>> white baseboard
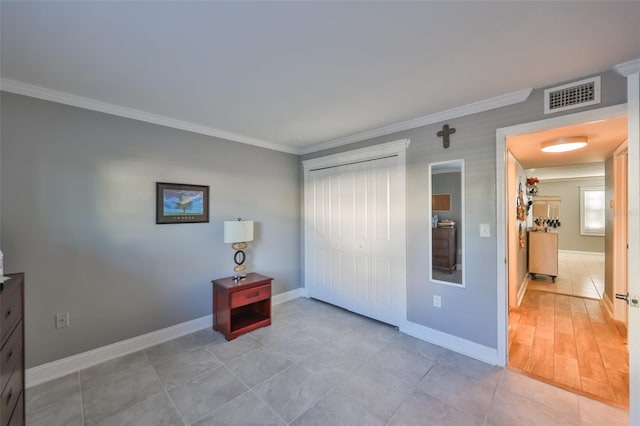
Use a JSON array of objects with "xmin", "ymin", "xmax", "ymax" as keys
[
  {"xmin": 272, "ymin": 287, "xmax": 303, "ymax": 305},
  {"xmin": 26, "ymin": 287, "xmax": 302, "ymax": 388},
  {"xmin": 558, "ymin": 249, "xmax": 604, "ymax": 257},
  {"xmin": 400, "ymin": 320, "xmax": 499, "ymax": 366},
  {"xmin": 517, "ymin": 274, "xmax": 529, "ymax": 306}
]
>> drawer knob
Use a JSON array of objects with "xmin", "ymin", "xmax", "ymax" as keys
[
  {"xmin": 6, "ymin": 351, "xmax": 12, "ymax": 362},
  {"xmin": 5, "ymin": 309, "xmax": 11, "ymax": 319},
  {"xmin": 246, "ymin": 292, "xmax": 259, "ymax": 298},
  {"xmin": 5, "ymin": 388, "xmax": 12, "ymax": 405}
]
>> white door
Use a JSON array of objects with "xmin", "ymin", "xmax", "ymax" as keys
[
  {"xmin": 622, "ymin": 67, "xmax": 639, "ymax": 425},
  {"xmin": 304, "ymin": 141, "xmax": 407, "ymax": 326}
]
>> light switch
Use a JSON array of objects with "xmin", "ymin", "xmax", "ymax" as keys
[{"xmin": 480, "ymin": 224, "xmax": 490, "ymax": 237}]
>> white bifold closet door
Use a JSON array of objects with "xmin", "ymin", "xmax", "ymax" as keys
[{"xmin": 305, "ymin": 155, "xmax": 404, "ymax": 326}]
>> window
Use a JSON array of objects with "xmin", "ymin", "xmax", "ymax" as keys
[{"xmin": 580, "ymin": 186, "xmax": 605, "ymax": 236}]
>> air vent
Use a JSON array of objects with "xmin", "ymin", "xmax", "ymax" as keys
[{"xmin": 544, "ymin": 76, "xmax": 601, "ymax": 114}]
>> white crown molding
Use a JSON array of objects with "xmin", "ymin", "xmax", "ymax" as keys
[
  {"xmin": 302, "ymin": 138, "xmax": 410, "ymax": 172},
  {"xmin": 614, "ymin": 58, "xmax": 640, "ymax": 76},
  {"xmin": 0, "ymin": 78, "xmax": 297, "ymax": 155},
  {"xmin": 26, "ymin": 287, "xmax": 302, "ymax": 388},
  {"xmin": 299, "ymin": 88, "xmax": 532, "ymax": 155}
]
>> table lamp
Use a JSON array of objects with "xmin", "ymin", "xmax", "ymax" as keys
[{"xmin": 224, "ymin": 218, "xmax": 254, "ymax": 280}]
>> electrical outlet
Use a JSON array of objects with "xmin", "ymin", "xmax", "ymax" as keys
[
  {"xmin": 480, "ymin": 223, "xmax": 491, "ymax": 237},
  {"xmin": 55, "ymin": 312, "xmax": 69, "ymax": 329},
  {"xmin": 433, "ymin": 295, "xmax": 441, "ymax": 308}
]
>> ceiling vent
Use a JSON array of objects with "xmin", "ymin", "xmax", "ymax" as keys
[{"xmin": 544, "ymin": 76, "xmax": 601, "ymax": 114}]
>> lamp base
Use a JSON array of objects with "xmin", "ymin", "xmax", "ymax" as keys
[{"xmin": 232, "ymin": 273, "xmax": 247, "ymax": 281}]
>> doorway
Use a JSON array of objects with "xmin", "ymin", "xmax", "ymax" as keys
[{"xmin": 496, "ymin": 104, "xmax": 631, "ymax": 408}]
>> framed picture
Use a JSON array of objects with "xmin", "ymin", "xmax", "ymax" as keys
[
  {"xmin": 156, "ymin": 182, "xmax": 210, "ymax": 224},
  {"xmin": 432, "ymin": 193, "xmax": 451, "ymax": 211}
]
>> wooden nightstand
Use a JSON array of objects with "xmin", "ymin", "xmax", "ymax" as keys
[{"xmin": 212, "ymin": 273, "xmax": 272, "ymax": 340}]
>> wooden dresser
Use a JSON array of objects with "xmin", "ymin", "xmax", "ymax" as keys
[
  {"xmin": 432, "ymin": 227, "xmax": 457, "ymax": 273},
  {"xmin": 0, "ymin": 273, "xmax": 24, "ymax": 426},
  {"xmin": 212, "ymin": 273, "xmax": 272, "ymax": 341}
]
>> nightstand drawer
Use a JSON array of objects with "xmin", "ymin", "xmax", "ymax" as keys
[
  {"xmin": 231, "ymin": 285, "xmax": 270, "ymax": 308},
  {"xmin": 0, "ymin": 323, "xmax": 21, "ymax": 394}
]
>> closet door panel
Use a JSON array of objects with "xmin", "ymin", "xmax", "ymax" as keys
[
  {"xmin": 374, "ymin": 256, "xmax": 392, "ymax": 307},
  {"xmin": 308, "ymin": 170, "xmax": 333, "ymax": 301},
  {"xmin": 370, "ymin": 158, "xmax": 403, "ymax": 323},
  {"xmin": 306, "ymin": 151, "xmax": 405, "ymax": 326}
]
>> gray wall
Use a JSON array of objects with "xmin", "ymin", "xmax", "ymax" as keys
[
  {"xmin": 537, "ymin": 176, "xmax": 605, "ymax": 253},
  {"xmin": 432, "ymin": 171, "xmax": 462, "ymax": 264},
  {"xmin": 302, "ymin": 70, "xmax": 626, "ymax": 349},
  {"xmin": 0, "ymin": 92, "xmax": 301, "ymax": 367},
  {"xmin": 604, "ymin": 156, "xmax": 614, "ymax": 301}
]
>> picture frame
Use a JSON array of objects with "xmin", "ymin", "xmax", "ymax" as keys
[
  {"xmin": 156, "ymin": 182, "xmax": 210, "ymax": 224},
  {"xmin": 432, "ymin": 193, "xmax": 452, "ymax": 211}
]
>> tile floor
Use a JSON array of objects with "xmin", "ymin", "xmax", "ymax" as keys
[
  {"xmin": 27, "ymin": 297, "xmax": 628, "ymax": 426},
  {"xmin": 527, "ymin": 252, "xmax": 604, "ymax": 299},
  {"xmin": 509, "ymin": 290, "xmax": 629, "ymax": 408}
]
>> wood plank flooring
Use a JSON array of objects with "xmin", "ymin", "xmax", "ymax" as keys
[{"xmin": 508, "ymin": 290, "xmax": 629, "ymax": 409}]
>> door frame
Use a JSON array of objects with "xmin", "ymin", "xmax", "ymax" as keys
[
  {"xmin": 611, "ymin": 141, "xmax": 628, "ymax": 323},
  {"xmin": 301, "ymin": 138, "xmax": 410, "ymax": 326},
  {"xmin": 495, "ymin": 103, "xmax": 628, "ymax": 367}
]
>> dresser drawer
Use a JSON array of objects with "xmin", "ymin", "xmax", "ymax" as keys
[
  {"xmin": 7, "ymin": 392, "xmax": 22, "ymax": 426},
  {"xmin": 0, "ymin": 279, "xmax": 22, "ymax": 344},
  {"xmin": 230, "ymin": 284, "xmax": 270, "ymax": 309},
  {"xmin": 433, "ymin": 239, "xmax": 450, "ymax": 249},
  {"xmin": 433, "ymin": 255, "xmax": 453, "ymax": 267},
  {"xmin": 0, "ymin": 323, "xmax": 21, "ymax": 395},
  {"xmin": 0, "ymin": 369, "xmax": 21, "ymax": 426}
]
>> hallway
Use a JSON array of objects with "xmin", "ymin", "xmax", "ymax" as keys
[
  {"xmin": 526, "ymin": 252, "xmax": 604, "ymax": 299},
  {"xmin": 508, "ymin": 290, "xmax": 628, "ymax": 409}
]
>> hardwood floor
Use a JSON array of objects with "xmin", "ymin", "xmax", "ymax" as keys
[{"xmin": 508, "ymin": 290, "xmax": 629, "ymax": 409}]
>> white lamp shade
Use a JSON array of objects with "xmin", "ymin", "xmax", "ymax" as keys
[{"xmin": 224, "ymin": 220, "xmax": 254, "ymax": 243}]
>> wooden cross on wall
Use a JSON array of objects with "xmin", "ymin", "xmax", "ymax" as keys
[{"xmin": 437, "ymin": 124, "xmax": 456, "ymax": 149}]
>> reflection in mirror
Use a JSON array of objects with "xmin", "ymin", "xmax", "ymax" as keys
[{"xmin": 429, "ymin": 159, "xmax": 464, "ymax": 286}]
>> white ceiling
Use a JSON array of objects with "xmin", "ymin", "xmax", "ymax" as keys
[
  {"xmin": 507, "ymin": 116, "xmax": 628, "ymax": 169},
  {"xmin": 1, "ymin": 1, "xmax": 639, "ymax": 153}
]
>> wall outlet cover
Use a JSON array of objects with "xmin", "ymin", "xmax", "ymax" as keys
[{"xmin": 55, "ymin": 312, "xmax": 69, "ymax": 329}]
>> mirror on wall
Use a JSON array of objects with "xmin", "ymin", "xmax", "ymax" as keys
[{"xmin": 429, "ymin": 159, "xmax": 465, "ymax": 286}]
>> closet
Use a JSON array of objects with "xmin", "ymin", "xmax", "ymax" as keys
[{"xmin": 303, "ymin": 141, "xmax": 407, "ymax": 326}]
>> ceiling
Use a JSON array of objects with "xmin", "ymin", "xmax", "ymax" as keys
[
  {"xmin": 507, "ymin": 116, "xmax": 628, "ymax": 169},
  {"xmin": 1, "ymin": 2, "xmax": 639, "ymax": 154}
]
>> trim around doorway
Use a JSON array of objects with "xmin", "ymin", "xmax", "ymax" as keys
[{"xmin": 495, "ymin": 103, "xmax": 628, "ymax": 366}]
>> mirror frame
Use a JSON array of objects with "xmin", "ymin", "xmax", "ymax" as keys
[{"xmin": 428, "ymin": 159, "xmax": 466, "ymax": 287}]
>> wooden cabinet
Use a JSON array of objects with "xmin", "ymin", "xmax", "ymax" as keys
[
  {"xmin": 528, "ymin": 231, "xmax": 558, "ymax": 282},
  {"xmin": 212, "ymin": 273, "xmax": 272, "ymax": 341},
  {"xmin": 432, "ymin": 227, "xmax": 457, "ymax": 273},
  {"xmin": 0, "ymin": 273, "xmax": 24, "ymax": 426}
]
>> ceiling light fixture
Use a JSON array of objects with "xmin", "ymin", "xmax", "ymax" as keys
[{"xmin": 541, "ymin": 136, "xmax": 588, "ymax": 153}]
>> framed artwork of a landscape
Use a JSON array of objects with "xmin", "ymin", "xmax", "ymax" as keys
[{"xmin": 156, "ymin": 182, "xmax": 210, "ymax": 224}]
